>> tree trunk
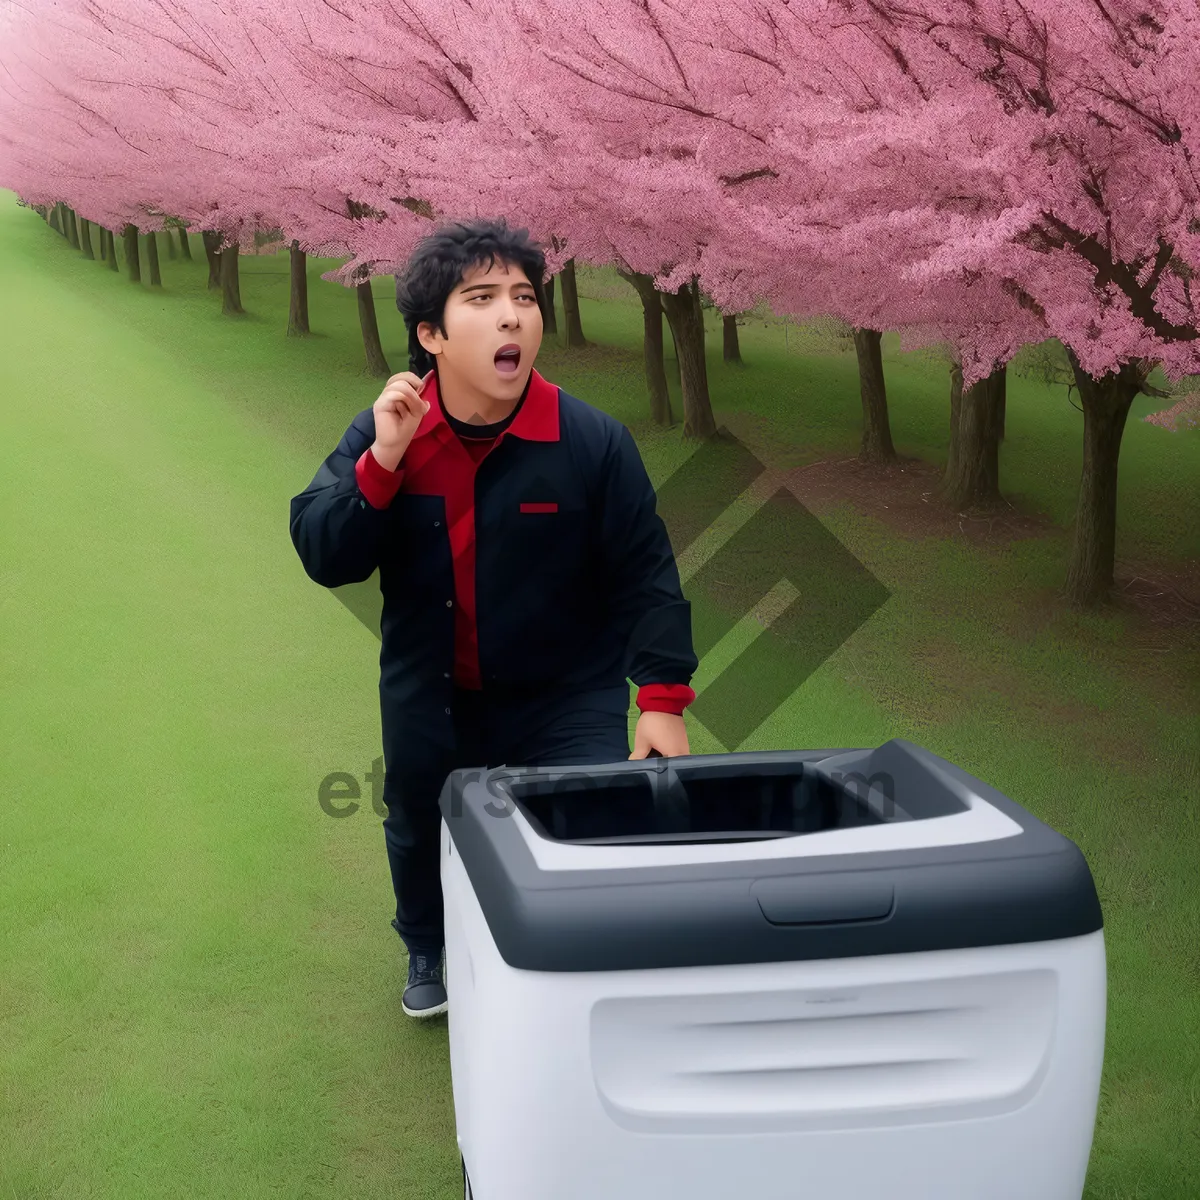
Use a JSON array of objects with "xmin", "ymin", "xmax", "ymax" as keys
[
  {"xmin": 616, "ymin": 267, "xmax": 674, "ymax": 426},
  {"xmin": 220, "ymin": 245, "xmax": 244, "ymax": 314},
  {"xmin": 50, "ymin": 203, "xmax": 63, "ymax": 235},
  {"xmin": 66, "ymin": 207, "xmax": 80, "ymax": 249},
  {"xmin": 542, "ymin": 275, "xmax": 558, "ymax": 336},
  {"xmin": 946, "ymin": 359, "xmax": 963, "ymax": 481},
  {"xmin": 723, "ymin": 314, "xmax": 743, "ymax": 363},
  {"xmin": 940, "ymin": 364, "xmax": 1004, "ymax": 509},
  {"xmin": 202, "ymin": 230, "xmax": 223, "ymax": 289},
  {"xmin": 356, "ymin": 279, "xmax": 390, "ymax": 376},
  {"xmin": 79, "ymin": 217, "xmax": 95, "ymax": 261},
  {"xmin": 288, "ymin": 241, "xmax": 310, "ymax": 337},
  {"xmin": 178, "ymin": 228, "xmax": 193, "ymax": 260},
  {"xmin": 165, "ymin": 226, "xmax": 178, "ymax": 260},
  {"xmin": 98, "ymin": 224, "xmax": 108, "ymax": 261},
  {"xmin": 146, "ymin": 231, "xmax": 162, "ymax": 287},
  {"xmin": 659, "ymin": 276, "xmax": 718, "ymax": 439},
  {"xmin": 852, "ymin": 328, "xmax": 897, "ymax": 464},
  {"xmin": 106, "ymin": 228, "xmax": 120, "ymax": 272},
  {"xmin": 646, "ymin": 295, "xmax": 673, "ymax": 426},
  {"xmin": 122, "ymin": 223, "xmax": 141, "ymax": 284},
  {"xmin": 1063, "ymin": 349, "xmax": 1145, "ymax": 609},
  {"xmin": 559, "ymin": 258, "xmax": 587, "ymax": 348}
]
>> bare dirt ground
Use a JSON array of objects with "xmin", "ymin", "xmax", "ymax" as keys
[
  {"xmin": 713, "ymin": 411, "xmax": 1198, "ymax": 765},
  {"xmin": 754, "ymin": 441, "xmax": 1200, "ymax": 636}
]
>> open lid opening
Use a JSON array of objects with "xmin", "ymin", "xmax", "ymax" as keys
[{"xmin": 506, "ymin": 744, "xmax": 970, "ymax": 845}]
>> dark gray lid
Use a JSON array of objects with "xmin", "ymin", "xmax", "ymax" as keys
[{"xmin": 440, "ymin": 738, "xmax": 1103, "ymax": 972}]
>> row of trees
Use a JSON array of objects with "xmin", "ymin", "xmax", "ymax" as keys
[
  {"xmin": 31, "ymin": 189, "xmax": 1019, "ymax": 519},
  {"xmin": 28, "ymin": 192, "xmax": 704, "ymax": 403},
  {"xmin": 1, "ymin": 0, "xmax": 1196, "ymax": 610}
]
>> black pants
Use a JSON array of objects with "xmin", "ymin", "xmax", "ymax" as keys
[{"xmin": 381, "ymin": 683, "xmax": 631, "ymax": 954}]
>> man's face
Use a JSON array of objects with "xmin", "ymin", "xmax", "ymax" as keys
[{"xmin": 417, "ymin": 257, "xmax": 543, "ymax": 415}]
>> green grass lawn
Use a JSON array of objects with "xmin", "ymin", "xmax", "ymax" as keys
[{"xmin": 2, "ymin": 193, "xmax": 1197, "ymax": 1199}]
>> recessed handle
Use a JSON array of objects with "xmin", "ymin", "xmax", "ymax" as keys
[{"xmin": 752, "ymin": 877, "xmax": 894, "ymax": 925}]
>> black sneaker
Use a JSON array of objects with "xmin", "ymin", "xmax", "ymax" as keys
[{"xmin": 402, "ymin": 946, "xmax": 448, "ymax": 1019}]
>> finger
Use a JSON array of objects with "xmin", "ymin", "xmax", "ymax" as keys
[
  {"xmin": 384, "ymin": 386, "xmax": 423, "ymax": 411},
  {"xmin": 398, "ymin": 391, "xmax": 429, "ymax": 419}
]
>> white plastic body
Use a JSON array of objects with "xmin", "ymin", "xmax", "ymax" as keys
[{"xmin": 442, "ymin": 812, "xmax": 1106, "ymax": 1200}]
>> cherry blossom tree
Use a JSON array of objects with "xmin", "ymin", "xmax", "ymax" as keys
[
  {"xmin": 479, "ymin": 0, "xmax": 1051, "ymax": 492},
  {"xmin": 0, "ymin": 0, "xmax": 498, "ymax": 367},
  {"xmin": 491, "ymin": 0, "xmax": 1199, "ymax": 604},
  {"xmin": 800, "ymin": 0, "xmax": 1200, "ymax": 603},
  {"xmin": 0, "ymin": 0, "xmax": 932, "ymax": 437},
  {"xmin": 3, "ymin": 0, "xmax": 1194, "ymax": 606}
]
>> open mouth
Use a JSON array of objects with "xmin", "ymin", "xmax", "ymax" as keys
[{"xmin": 494, "ymin": 345, "xmax": 521, "ymax": 375}]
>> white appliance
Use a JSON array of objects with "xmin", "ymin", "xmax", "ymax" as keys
[{"xmin": 439, "ymin": 738, "xmax": 1106, "ymax": 1200}]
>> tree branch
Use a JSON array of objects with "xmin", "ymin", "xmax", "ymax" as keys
[{"xmin": 1040, "ymin": 214, "xmax": 1199, "ymax": 342}]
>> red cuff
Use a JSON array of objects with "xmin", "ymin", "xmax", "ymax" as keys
[
  {"xmin": 355, "ymin": 447, "xmax": 405, "ymax": 509},
  {"xmin": 635, "ymin": 683, "xmax": 696, "ymax": 715}
]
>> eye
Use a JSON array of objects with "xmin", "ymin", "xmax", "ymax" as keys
[{"xmin": 470, "ymin": 294, "xmax": 538, "ymax": 302}]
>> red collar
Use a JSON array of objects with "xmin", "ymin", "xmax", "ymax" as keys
[{"xmin": 414, "ymin": 366, "xmax": 560, "ymax": 446}]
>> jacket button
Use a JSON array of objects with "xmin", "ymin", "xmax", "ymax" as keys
[
  {"xmin": 443, "ymin": 672, "xmax": 450, "ymax": 679},
  {"xmin": 445, "ymin": 707, "xmax": 451, "ymax": 715},
  {"xmin": 434, "ymin": 520, "xmax": 440, "ymax": 526},
  {"xmin": 446, "ymin": 599, "xmax": 453, "ymax": 607}
]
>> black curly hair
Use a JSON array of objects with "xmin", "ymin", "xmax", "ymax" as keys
[{"xmin": 395, "ymin": 216, "xmax": 549, "ymax": 377}]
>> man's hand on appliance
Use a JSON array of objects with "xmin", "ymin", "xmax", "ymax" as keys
[{"xmin": 629, "ymin": 711, "xmax": 690, "ymax": 759}]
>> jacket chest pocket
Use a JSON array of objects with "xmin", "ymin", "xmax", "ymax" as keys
[{"xmin": 507, "ymin": 499, "xmax": 590, "ymax": 565}]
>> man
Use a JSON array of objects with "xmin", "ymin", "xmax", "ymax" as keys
[{"xmin": 289, "ymin": 217, "xmax": 698, "ymax": 1019}]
